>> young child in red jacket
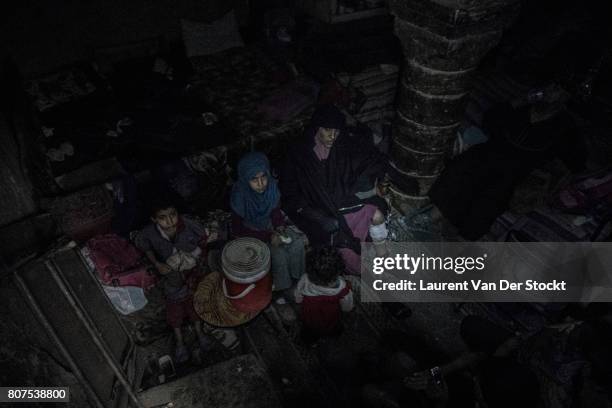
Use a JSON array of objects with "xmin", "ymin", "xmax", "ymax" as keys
[{"xmin": 294, "ymin": 247, "xmax": 354, "ymax": 344}]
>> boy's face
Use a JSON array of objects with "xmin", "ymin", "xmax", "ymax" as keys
[{"xmin": 152, "ymin": 207, "xmax": 178, "ymax": 232}]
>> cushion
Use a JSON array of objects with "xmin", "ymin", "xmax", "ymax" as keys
[{"xmin": 181, "ymin": 11, "xmax": 244, "ymax": 58}]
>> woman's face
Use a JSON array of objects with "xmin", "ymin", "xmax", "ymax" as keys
[
  {"xmin": 316, "ymin": 127, "xmax": 340, "ymax": 149},
  {"xmin": 249, "ymin": 171, "xmax": 268, "ymax": 193}
]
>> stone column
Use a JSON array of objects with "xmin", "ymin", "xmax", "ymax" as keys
[{"xmin": 388, "ymin": 0, "xmax": 520, "ymax": 211}]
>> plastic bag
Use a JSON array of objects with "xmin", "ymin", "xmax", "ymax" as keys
[{"xmin": 102, "ymin": 285, "xmax": 148, "ymax": 315}]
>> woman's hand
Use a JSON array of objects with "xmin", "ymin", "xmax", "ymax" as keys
[
  {"xmin": 155, "ymin": 262, "xmax": 172, "ymax": 275},
  {"xmin": 547, "ymin": 319, "xmax": 582, "ymax": 334},
  {"xmin": 270, "ymin": 232, "xmax": 283, "ymax": 247},
  {"xmin": 403, "ymin": 371, "xmax": 430, "ymax": 391}
]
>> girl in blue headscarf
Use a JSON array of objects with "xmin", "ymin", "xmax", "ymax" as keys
[{"xmin": 231, "ymin": 151, "xmax": 306, "ymax": 292}]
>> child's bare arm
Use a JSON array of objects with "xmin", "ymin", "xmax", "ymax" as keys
[
  {"xmin": 340, "ymin": 290, "xmax": 354, "ymax": 312},
  {"xmin": 144, "ymin": 250, "xmax": 171, "ymax": 275},
  {"xmin": 294, "ymin": 275, "xmax": 306, "ymax": 303}
]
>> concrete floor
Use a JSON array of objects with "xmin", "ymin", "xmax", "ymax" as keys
[{"xmin": 138, "ymin": 354, "xmax": 281, "ymax": 408}]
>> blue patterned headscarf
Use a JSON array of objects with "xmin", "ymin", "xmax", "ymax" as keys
[{"xmin": 230, "ymin": 152, "xmax": 280, "ymax": 231}]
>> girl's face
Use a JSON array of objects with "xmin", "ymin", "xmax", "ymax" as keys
[
  {"xmin": 249, "ymin": 171, "xmax": 268, "ymax": 193},
  {"xmin": 152, "ymin": 207, "xmax": 178, "ymax": 232},
  {"xmin": 316, "ymin": 127, "xmax": 340, "ymax": 149}
]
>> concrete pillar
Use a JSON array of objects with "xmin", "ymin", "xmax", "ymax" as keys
[{"xmin": 388, "ymin": 0, "xmax": 520, "ymax": 211}]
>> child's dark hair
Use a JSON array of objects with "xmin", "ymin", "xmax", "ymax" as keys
[
  {"xmin": 149, "ymin": 196, "xmax": 177, "ymax": 218},
  {"xmin": 307, "ymin": 246, "xmax": 344, "ymax": 286}
]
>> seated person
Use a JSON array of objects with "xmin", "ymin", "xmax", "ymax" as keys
[
  {"xmin": 424, "ymin": 83, "xmax": 586, "ymax": 240},
  {"xmin": 362, "ymin": 316, "xmax": 539, "ymax": 408},
  {"xmin": 459, "ymin": 309, "xmax": 612, "ymax": 408},
  {"xmin": 280, "ymin": 104, "xmax": 389, "ymax": 274},
  {"xmin": 230, "ymin": 151, "xmax": 306, "ymax": 293},
  {"xmin": 294, "ymin": 247, "xmax": 354, "ymax": 344},
  {"xmin": 136, "ymin": 199, "xmax": 213, "ymax": 363}
]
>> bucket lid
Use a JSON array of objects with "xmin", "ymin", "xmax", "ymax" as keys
[{"xmin": 221, "ymin": 238, "xmax": 270, "ymax": 284}]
